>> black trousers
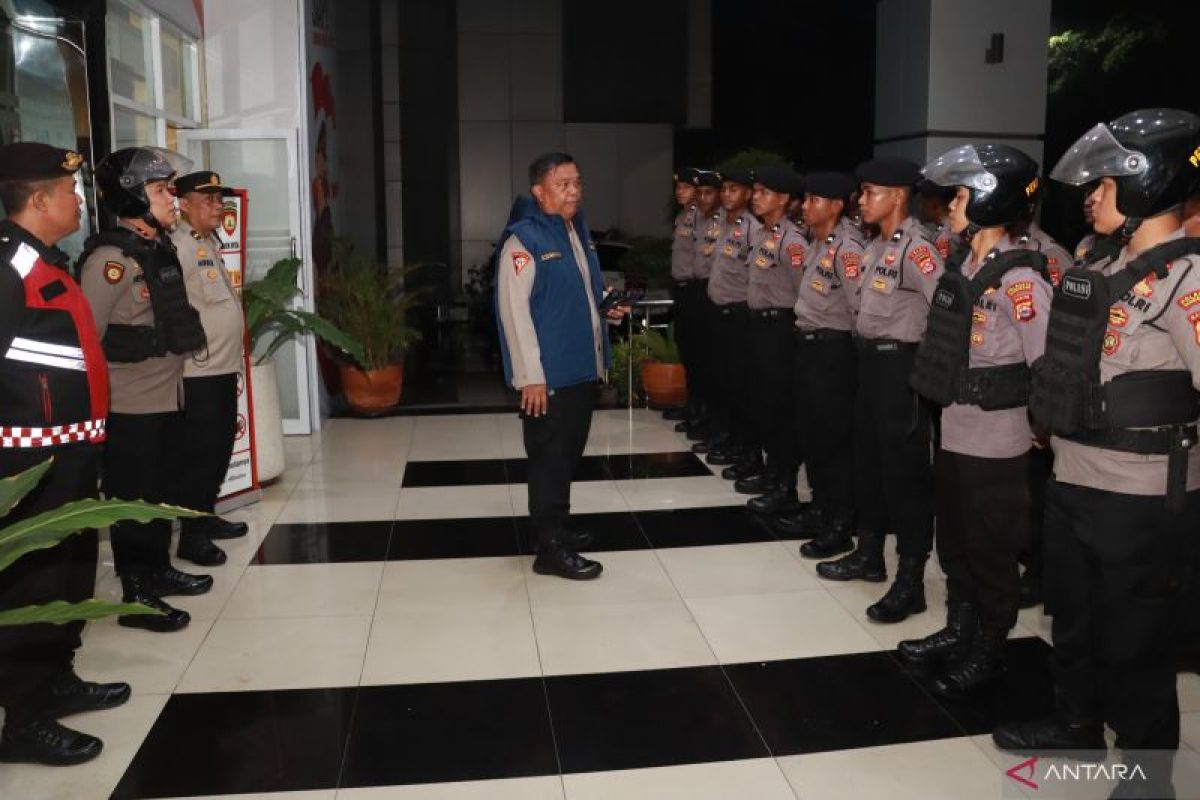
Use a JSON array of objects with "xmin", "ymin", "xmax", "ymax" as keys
[
  {"xmin": 934, "ymin": 449, "xmax": 1032, "ymax": 632},
  {"xmin": 710, "ymin": 303, "xmax": 751, "ymax": 447},
  {"xmin": 691, "ymin": 290, "xmax": 719, "ymax": 420},
  {"xmin": 103, "ymin": 411, "xmax": 181, "ymax": 577},
  {"xmin": 853, "ymin": 343, "xmax": 934, "ymax": 556},
  {"xmin": 748, "ymin": 311, "xmax": 798, "ymax": 485},
  {"xmin": 0, "ymin": 444, "xmax": 99, "ymax": 722},
  {"xmin": 794, "ymin": 333, "xmax": 857, "ymax": 518},
  {"xmin": 671, "ymin": 281, "xmax": 707, "ymax": 413},
  {"xmin": 523, "ymin": 381, "xmax": 595, "ymax": 548},
  {"xmin": 1044, "ymin": 479, "xmax": 1200, "ymax": 750},
  {"xmin": 172, "ymin": 374, "xmax": 239, "ymax": 516}
]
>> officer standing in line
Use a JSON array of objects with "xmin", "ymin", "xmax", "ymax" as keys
[
  {"xmin": 735, "ymin": 166, "xmax": 809, "ymax": 514},
  {"xmin": 702, "ymin": 168, "xmax": 761, "ymax": 470},
  {"xmin": 917, "ymin": 179, "xmax": 958, "ymax": 259},
  {"xmin": 815, "ymin": 157, "xmax": 943, "ymax": 624},
  {"xmin": 686, "ymin": 171, "xmax": 725, "ymax": 447},
  {"xmin": 900, "ymin": 144, "xmax": 1054, "ymax": 699},
  {"xmin": 773, "ymin": 172, "xmax": 866, "ymax": 554},
  {"xmin": 79, "ymin": 147, "xmax": 212, "ymax": 632},
  {"xmin": 168, "ymin": 171, "xmax": 249, "ymax": 568},
  {"xmin": 994, "ymin": 109, "xmax": 1200, "ymax": 798},
  {"xmin": 665, "ymin": 168, "xmax": 701, "ymax": 425},
  {"xmin": 0, "ymin": 143, "xmax": 130, "ymax": 766},
  {"xmin": 1074, "ymin": 190, "xmax": 1099, "ymax": 262}
]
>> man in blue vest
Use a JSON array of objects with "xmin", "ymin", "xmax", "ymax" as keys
[{"xmin": 496, "ymin": 153, "xmax": 627, "ymax": 580}]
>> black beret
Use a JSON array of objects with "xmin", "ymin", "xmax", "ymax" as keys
[
  {"xmin": 694, "ymin": 170, "xmax": 721, "ymax": 188},
  {"xmin": 755, "ymin": 165, "xmax": 803, "ymax": 195},
  {"xmin": 720, "ymin": 167, "xmax": 755, "ymax": 187},
  {"xmin": 855, "ymin": 157, "xmax": 921, "ymax": 188},
  {"xmin": 674, "ymin": 167, "xmax": 702, "ymax": 184},
  {"xmin": 0, "ymin": 142, "xmax": 84, "ymax": 182},
  {"xmin": 804, "ymin": 171, "xmax": 857, "ymax": 200},
  {"xmin": 174, "ymin": 170, "xmax": 232, "ymax": 196},
  {"xmin": 916, "ymin": 179, "xmax": 957, "ymax": 201}
]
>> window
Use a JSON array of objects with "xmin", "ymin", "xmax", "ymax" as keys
[{"xmin": 105, "ymin": 0, "xmax": 201, "ymax": 149}]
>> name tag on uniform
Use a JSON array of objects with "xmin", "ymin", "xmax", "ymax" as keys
[
  {"xmin": 540, "ymin": 251, "xmax": 562, "ymax": 261},
  {"xmin": 871, "ymin": 277, "xmax": 887, "ymax": 291}
]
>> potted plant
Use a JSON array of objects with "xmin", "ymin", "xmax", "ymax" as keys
[
  {"xmin": 243, "ymin": 256, "xmax": 364, "ymax": 480},
  {"xmin": 616, "ymin": 236, "xmax": 672, "ymax": 290},
  {"xmin": 320, "ymin": 241, "xmax": 427, "ymax": 415},
  {"xmin": 635, "ymin": 326, "xmax": 687, "ymax": 408}
]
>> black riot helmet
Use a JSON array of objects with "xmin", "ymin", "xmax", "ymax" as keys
[
  {"xmin": 1050, "ymin": 108, "xmax": 1200, "ymax": 228},
  {"xmin": 921, "ymin": 144, "xmax": 1040, "ymax": 230},
  {"xmin": 94, "ymin": 146, "xmax": 193, "ymax": 222}
]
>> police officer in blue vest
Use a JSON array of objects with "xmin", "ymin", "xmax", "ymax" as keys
[{"xmin": 496, "ymin": 153, "xmax": 628, "ymax": 580}]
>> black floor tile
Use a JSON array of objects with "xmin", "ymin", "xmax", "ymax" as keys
[
  {"xmin": 253, "ymin": 521, "xmax": 393, "ymax": 565},
  {"xmin": 110, "ymin": 688, "xmax": 355, "ymax": 799},
  {"xmin": 505, "ymin": 455, "xmax": 611, "ymax": 485},
  {"xmin": 401, "ymin": 458, "xmax": 509, "ymax": 487},
  {"xmin": 514, "ymin": 511, "xmax": 650, "ymax": 554},
  {"xmin": 340, "ymin": 678, "xmax": 558, "ymax": 787},
  {"xmin": 604, "ymin": 451, "xmax": 712, "ymax": 480},
  {"xmin": 634, "ymin": 506, "xmax": 775, "ymax": 548},
  {"xmin": 902, "ymin": 635, "xmax": 1056, "ymax": 735},
  {"xmin": 388, "ymin": 516, "xmax": 520, "ymax": 560},
  {"xmin": 725, "ymin": 650, "xmax": 964, "ymax": 755},
  {"xmin": 545, "ymin": 665, "xmax": 769, "ymax": 774}
]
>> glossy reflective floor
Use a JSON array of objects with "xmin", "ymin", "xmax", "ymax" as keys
[{"xmin": 8, "ymin": 409, "xmax": 1200, "ymax": 799}]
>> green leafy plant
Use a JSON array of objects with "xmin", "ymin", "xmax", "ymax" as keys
[
  {"xmin": 618, "ymin": 236, "xmax": 672, "ymax": 290},
  {"xmin": 0, "ymin": 460, "xmax": 204, "ymax": 627},
  {"xmin": 243, "ymin": 256, "xmax": 365, "ymax": 367},
  {"xmin": 716, "ymin": 148, "xmax": 792, "ymax": 175},
  {"xmin": 318, "ymin": 240, "xmax": 428, "ymax": 370},
  {"xmin": 607, "ymin": 336, "xmax": 646, "ymax": 406},
  {"xmin": 633, "ymin": 325, "xmax": 681, "ymax": 364}
]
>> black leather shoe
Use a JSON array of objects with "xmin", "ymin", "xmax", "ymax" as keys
[
  {"xmin": 747, "ymin": 487, "xmax": 799, "ymax": 514},
  {"xmin": 1018, "ymin": 566, "xmax": 1043, "ymax": 609},
  {"xmin": 532, "ymin": 548, "xmax": 603, "ymax": 580},
  {"xmin": 817, "ymin": 532, "xmax": 886, "ymax": 582},
  {"xmin": 0, "ymin": 718, "xmax": 102, "ymax": 766},
  {"xmin": 685, "ymin": 424, "xmax": 710, "ymax": 441},
  {"xmin": 774, "ymin": 505, "xmax": 826, "ymax": 538},
  {"xmin": 46, "ymin": 670, "xmax": 131, "ymax": 718},
  {"xmin": 897, "ymin": 603, "xmax": 976, "ymax": 665},
  {"xmin": 706, "ymin": 449, "xmax": 738, "ymax": 466},
  {"xmin": 691, "ymin": 440, "xmax": 710, "ymax": 454},
  {"xmin": 177, "ymin": 535, "xmax": 227, "ymax": 567},
  {"xmin": 722, "ymin": 460, "xmax": 763, "ymax": 481},
  {"xmin": 932, "ymin": 624, "xmax": 1006, "ymax": 699},
  {"xmin": 799, "ymin": 520, "xmax": 855, "ymax": 558},
  {"xmin": 734, "ymin": 473, "xmax": 777, "ymax": 495},
  {"xmin": 867, "ymin": 556, "xmax": 927, "ymax": 623},
  {"xmin": 117, "ymin": 584, "xmax": 190, "ymax": 633},
  {"xmin": 206, "ymin": 517, "xmax": 249, "ymax": 540},
  {"xmin": 992, "ymin": 717, "xmax": 1107, "ymax": 758},
  {"xmin": 146, "ymin": 566, "xmax": 213, "ymax": 597}
]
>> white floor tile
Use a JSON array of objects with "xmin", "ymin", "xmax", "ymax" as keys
[
  {"xmin": 1016, "ymin": 603, "xmax": 1054, "ymax": 644},
  {"xmin": 615, "ymin": 476, "xmax": 743, "ymax": 512},
  {"xmin": 824, "ymin": 578, "xmax": 951, "ymax": 651},
  {"xmin": 396, "ymin": 485, "xmax": 513, "ymax": 519},
  {"xmin": 301, "ymin": 458, "xmax": 407, "ymax": 487},
  {"xmin": 223, "ymin": 562, "xmax": 385, "ymax": 618},
  {"xmin": 686, "ymin": 590, "xmax": 881, "ymax": 663},
  {"xmin": 164, "ymin": 792, "xmax": 336, "ymax": 800},
  {"xmin": 510, "ymin": 480, "xmax": 630, "ymax": 516},
  {"xmin": 176, "ymin": 616, "xmax": 371, "ymax": 693},
  {"xmin": 409, "ymin": 416, "xmax": 503, "ymax": 460},
  {"xmin": 563, "ymin": 758, "xmax": 796, "ymax": 799},
  {"xmin": 377, "ymin": 556, "xmax": 527, "ymax": 608},
  {"xmin": 656, "ymin": 542, "xmax": 821, "ymax": 598},
  {"xmin": 75, "ymin": 617, "xmax": 215, "ymax": 696},
  {"xmin": 533, "ymin": 599, "xmax": 716, "ymax": 676},
  {"xmin": 525, "ymin": 550, "xmax": 679, "ymax": 608},
  {"xmin": 337, "ymin": 776, "xmax": 564, "ymax": 799},
  {"xmin": 276, "ymin": 484, "xmax": 401, "ymax": 523},
  {"xmin": 1181, "ymin": 673, "xmax": 1200, "ymax": 713}
]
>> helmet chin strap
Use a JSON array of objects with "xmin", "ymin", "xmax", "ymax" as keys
[
  {"xmin": 962, "ymin": 222, "xmax": 982, "ymax": 242},
  {"xmin": 1117, "ymin": 216, "xmax": 1142, "ymax": 243}
]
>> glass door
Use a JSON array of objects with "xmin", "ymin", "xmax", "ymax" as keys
[{"xmin": 176, "ymin": 128, "xmax": 316, "ymax": 435}]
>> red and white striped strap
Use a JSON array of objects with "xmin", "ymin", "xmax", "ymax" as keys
[{"xmin": 0, "ymin": 418, "xmax": 107, "ymax": 448}]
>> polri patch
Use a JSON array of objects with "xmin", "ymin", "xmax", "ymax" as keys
[
  {"xmin": 1102, "ymin": 330, "xmax": 1121, "ymax": 356},
  {"xmin": 909, "ymin": 245, "xmax": 937, "ymax": 275},
  {"xmin": 512, "ymin": 251, "xmax": 531, "ymax": 275},
  {"xmin": 104, "ymin": 261, "xmax": 125, "ymax": 284}
]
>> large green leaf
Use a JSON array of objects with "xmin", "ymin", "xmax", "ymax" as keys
[
  {"xmin": 0, "ymin": 599, "xmax": 162, "ymax": 627},
  {"xmin": 0, "ymin": 498, "xmax": 204, "ymax": 573},
  {"xmin": 0, "ymin": 458, "xmax": 52, "ymax": 518}
]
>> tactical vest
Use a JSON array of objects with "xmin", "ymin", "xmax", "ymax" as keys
[
  {"xmin": 910, "ymin": 248, "xmax": 1049, "ymax": 410},
  {"xmin": 79, "ymin": 228, "xmax": 207, "ymax": 362}
]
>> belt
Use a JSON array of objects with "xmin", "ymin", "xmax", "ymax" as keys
[
  {"xmin": 795, "ymin": 328, "xmax": 852, "ymax": 343},
  {"xmin": 0, "ymin": 418, "xmax": 107, "ymax": 448},
  {"xmin": 855, "ymin": 336, "xmax": 918, "ymax": 353},
  {"xmin": 750, "ymin": 308, "xmax": 794, "ymax": 320},
  {"xmin": 674, "ymin": 279, "xmax": 701, "ymax": 288},
  {"xmin": 717, "ymin": 302, "xmax": 748, "ymax": 316}
]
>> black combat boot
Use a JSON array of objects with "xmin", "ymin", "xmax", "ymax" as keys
[
  {"xmin": 816, "ymin": 531, "xmax": 886, "ymax": 582},
  {"xmin": 747, "ymin": 483, "xmax": 799, "ymax": 514},
  {"xmin": 773, "ymin": 503, "xmax": 826, "ymax": 538},
  {"xmin": 931, "ymin": 622, "xmax": 1006, "ymax": 699},
  {"xmin": 897, "ymin": 602, "xmax": 977, "ymax": 665},
  {"xmin": 532, "ymin": 541, "xmax": 603, "ymax": 580},
  {"xmin": 866, "ymin": 555, "xmax": 928, "ymax": 623},
  {"xmin": 722, "ymin": 453, "xmax": 764, "ymax": 481},
  {"xmin": 734, "ymin": 472, "xmax": 777, "ymax": 495},
  {"xmin": 799, "ymin": 514, "xmax": 855, "ymax": 557}
]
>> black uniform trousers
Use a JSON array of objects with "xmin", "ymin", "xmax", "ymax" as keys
[
  {"xmin": 691, "ymin": 289, "xmax": 719, "ymax": 423},
  {"xmin": 522, "ymin": 381, "xmax": 595, "ymax": 549},
  {"xmin": 710, "ymin": 303, "xmax": 751, "ymax": 447},
  {"xmin": 102, "ymin": 411, "xmax": 181, "ymax": 577},
  {"xmin": 171, "ymin": 374, "xmax": 239, "ymax": 516},
  {"xmin": 794, "ymin": 331, "xmax": 857, "ymax": 518},
  {"xmin": 0, "ymin": 444, "xmax": 99, "ymax": 723},
  {"xmin": 748, "ymin": 309, "xmax": 798, "ymax": 485},
  {"xmin": 853, "ymin": 341, "xmax": 934, "ymax": 556},
  {"xmin": 1043, "ymin": 479, "xmax": 1200, "ymax": 750},
  {"xmin": 934, "ymin": 448, "xmax": 1032, "ymax": 632},
  {"xmin": 671, "ymin": 280, "xmax": 706, "ymax": 413}
]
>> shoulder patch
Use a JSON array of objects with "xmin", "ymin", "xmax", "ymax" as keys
[
  {"xmin": 1006, "ymin": 280, "xmax": 1034, "ymax": 298},
  {"xmin": 1102, "ymin": 330, "xmax": 1122, "ymax": 356},
  {"xmin": 908, "ymin": 244, "xmax": 937, "ymax": 275},
  {"xmin": 1178, "ymin": 289, "xmax": 1200, "ymax": 310},
  {"xmin": 1188, "ymin": 311, "xmax": 1200, "ymax": 345},
  {"xmin": 512, "ymin": 251, "xmax": 531, "ymax": 275},
  {"xmin": 786, "ymin": 242, "xmax": 806, "ymax": 268},
  {"xmin": 104, "ymin": 261, "xmax": 126, "ymax": 284},
  {"xmin": 840, "ymin": 250, "xmax": 862, "ymax": 279}
]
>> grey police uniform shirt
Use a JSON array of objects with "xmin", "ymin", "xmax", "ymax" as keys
[
  {"xmin": 692, "ymin": 209, "xmax": 723, "ymax": 281},
  {"xmin": 747, "ymin": 217, "xmax": 808, "ymax": 310},
  {"xmin": 706, "ymin": 211, "xmax": 762, "ymax": 306},
  {"xmin": 940, "ymin": 237, "xmax": 1053, "ymax": 459},
  {"xmin": 670, "ymin": 205, "xmax": 700, "ymax": 280},
  {"xmin": 1011, "ymin": 222, "xmax": 1073, "ymax": 286},
  {"xmin": 1051, "ymin": 227, "xmax": 1200, "ymax": 495},
  {"xmin": 1074, "ymin": 232, "xmax": 1099, "ymax": 263},
  {"xmin": 793, "ymin": 218, "xmax": 866, "ymax": 332},
  {"xmin": 854, "ymin": 216, "xmax": 945, "ymax": 342},
  {"xmin": 496, "ymin": 227, "xmax": 604, "ymax": 389},
  {"xmin": 170, "ymin": 219, "xmax": 244, "ymax": 378},
  {"xmin": 931, "ymin": 220, "xmax": 954, "ymax": 260},
  {"xmin": 79, "ymin": 228, "xmax": 184, "ymax": 414}
]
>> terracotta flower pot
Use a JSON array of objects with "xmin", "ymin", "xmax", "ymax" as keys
[
  {"xmin": 640, "ymin": 361, "xmax": 687, "ymax": 408},
  {"xmin": 340, "ymin": 364, "xmax": 404, "ymax": 414}
]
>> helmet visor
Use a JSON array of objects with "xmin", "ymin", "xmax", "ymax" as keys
[
  {"xmin": 921, "ymin": 145, "xmax": 998, "ymax": 193},
  {"xmin": 1049, "ymin": 122, "xmax": 1149, "ymax": 186},
  {"xmin": 118, "ymin": 147, "xmax": 194, "ymax": 191}
]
